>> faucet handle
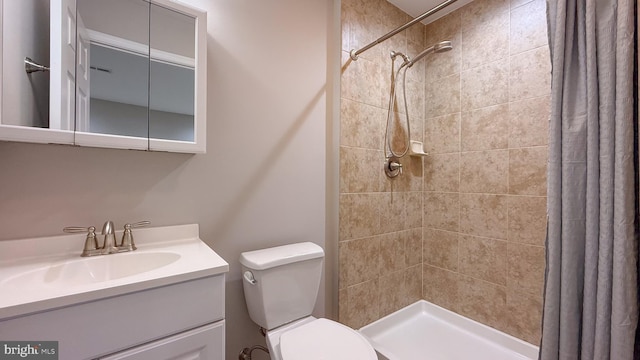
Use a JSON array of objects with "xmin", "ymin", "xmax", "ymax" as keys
[
  {"xmin": 63, "ymin": 226, "xmax": 91, "ymax": 233},
  {"xmin": 64, "ymin": 226, "xmax": 99, "ymax": 256},
  {"xmin": 119, "ymin": 221, "xmax": 150, "ymax": 251},
  {"xmin": 129, "ymin": 221, "xmax": 151, "ymax": 228}
]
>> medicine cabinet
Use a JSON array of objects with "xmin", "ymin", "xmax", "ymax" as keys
[{"xmin": 0, "ymin": 0, "xmax": 207, "ymax": 153}]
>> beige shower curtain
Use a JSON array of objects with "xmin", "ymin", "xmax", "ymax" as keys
[{"xmin": 540, "ymin": 0, "xmax": 638, "ymax": 359}]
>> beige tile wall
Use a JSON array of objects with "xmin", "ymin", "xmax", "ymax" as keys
[
  {"xmin": 339, "ymin": 0, "xmax": 550, "ymax": 346},
  {"xmin": 423, "ymin": 0, "xmax": 549, "ymax": 345},
  {"xmin": 339, "ymin": 0, "xmax": 425, "ymax": 329}
]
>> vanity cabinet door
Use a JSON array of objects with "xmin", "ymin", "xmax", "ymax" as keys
[{"xmin": 99, "ymin": 321, "xmax": 224, "ymax": 360}]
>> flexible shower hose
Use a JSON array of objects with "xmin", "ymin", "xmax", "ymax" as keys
[{"xmin": 384, "ymin": 55, "xmax": 411, "ymax": 158}]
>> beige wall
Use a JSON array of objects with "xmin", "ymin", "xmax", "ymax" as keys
[
  {"xmin": 0, "ymin": 1, "xmax": 332, "ymax": 359},
  {"xmin": 339, "ymin": 0, "xmax": 549, "ymax": 345}
]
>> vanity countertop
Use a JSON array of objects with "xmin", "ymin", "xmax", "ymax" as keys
[{"xmin": 0, "ymin": 224, "xmax": 228, "ymax": 320}]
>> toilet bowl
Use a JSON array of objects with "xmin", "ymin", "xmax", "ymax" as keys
[
  {"xmin": 240, "ymin": 242, "xmax": 377, "ymax": 360},
  {"xmin": 266, "ymin": 316, "xmax": 377, "ymax": 360}
]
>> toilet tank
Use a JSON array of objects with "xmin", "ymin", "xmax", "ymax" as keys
[{"xmin": 240, "ymin": 242, "xmax": 324, "ymax": 330}]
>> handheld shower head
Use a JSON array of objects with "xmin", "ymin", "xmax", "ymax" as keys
[
  {"xmin": 434, "ymin": 40, "xmax": 453, "ymax": 53},
  {"xmin": 407, "ymin": 40, "xmax": 453, "ymax": 67}
]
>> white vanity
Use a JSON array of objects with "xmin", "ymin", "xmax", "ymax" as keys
[{"xmin": 0, "ymin": 224, "xmax": 228, "ymax": 359}]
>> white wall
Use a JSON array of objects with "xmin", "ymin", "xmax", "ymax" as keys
[
  {"xmin": 0, "ymin": 1, "xmax": 333, "ymax": 359},
  {"xmin": 1, "ymin": 0, "xmax": 50, "ymax": 127}
]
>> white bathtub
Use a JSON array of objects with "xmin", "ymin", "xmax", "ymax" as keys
[{"xmin": 359, "ymin": 300, "xmax": 539, "ymax": 360}]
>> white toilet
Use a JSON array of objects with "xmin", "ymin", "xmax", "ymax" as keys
[{"xmin": 240, "ymin": 242, "xmax": 378, "ymax": 360}]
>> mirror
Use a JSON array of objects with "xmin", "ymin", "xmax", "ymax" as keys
[
  {"xmin": 1, "ymin": 1, "xmax": 50, "ymax": 129},
  {"xmin": 75, "ymin": 0, "xmax": 151, "ymax": 149},
  {"xmin": 0, "ymin": 0, "xmax": 74, "ymax": 144},
  {"xmin": 0, "ymin": 0, "xmax": 206, "ymax": 153},
  {"xmin": 149, "ymin": 3, "xmax": 195, "ymax": 142}
]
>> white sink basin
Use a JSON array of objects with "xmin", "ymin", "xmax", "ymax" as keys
[
  {"xmin": 2, "ymin": 252, "xmax": 181, "ymax": 287},
  {"xmin": 0, "ymin": 224, "xmax": 228, "ymax": 320}
]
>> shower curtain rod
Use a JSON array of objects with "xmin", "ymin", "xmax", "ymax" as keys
[{"xmin": 349, "ymin": 0, "xmax": 459, "ymax": 60}]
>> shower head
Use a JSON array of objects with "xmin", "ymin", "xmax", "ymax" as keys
[
  {"xmin": 407, "ymin": 40, "xmax": 453, "ymax": 67},
  {"xmin": 434, "ymin": 40, "xmax": 454, "ymax": 53}
]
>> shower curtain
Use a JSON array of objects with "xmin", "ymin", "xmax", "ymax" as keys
[{"xmin": 540, "ymin": 0, "xmax": 639, "ymax": 358}]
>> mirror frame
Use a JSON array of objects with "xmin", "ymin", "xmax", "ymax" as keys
[
  {"xmin": 149, "ymin": 0, "xmax": 207, "ymax": 154},
  {"xmin": 0, "ymin": 0, "xmax": 207, "ymax": 154}
]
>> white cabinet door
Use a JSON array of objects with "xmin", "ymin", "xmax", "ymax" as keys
[
  {"xmin": 49, "ymin": 0, "xmax": 76, "ymax": 131},
  {"xmin": 100, "ymin": 321, "xmax": 224, "ymax": 360},
  {"xmin": 75, "ymin": 12, "xmax": 90, "ymax": 132}
]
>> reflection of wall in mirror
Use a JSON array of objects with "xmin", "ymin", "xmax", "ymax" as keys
[
  {"xmin": 89, "ymin": 45, "xmax": 194, "ymax": 115},
  {"xmin": 78, "ymin": 0, "xmax": 195, "ymax": 58},
  {"xmin": 90, "ymin": 99, "xmax": 194, "ymax": 142},
  {"xmin": 2, "ymin": 0, "xmax": 50, "ymax": 127}
]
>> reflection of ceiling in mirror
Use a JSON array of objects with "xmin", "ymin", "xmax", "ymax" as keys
[
  {"xmin": 90, "ymin": 44, "xmax": 194, "ymax": 116},
  {"xmin": 150, "ymin": 3, "xmax": 196, "ymax": 58},
  {"xmin": 78, "ymin": 0, "xmax": 195, "ymax": 58}
]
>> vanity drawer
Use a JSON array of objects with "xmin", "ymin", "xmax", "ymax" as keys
[
  {"xmin": 100, "ymin": 321, "xmax": 224, "ymax": 360},
  {"xmin": 0, "ymin": 274, "xmax": 225, "ymax": 360}
]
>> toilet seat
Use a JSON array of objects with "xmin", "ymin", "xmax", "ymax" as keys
[{"xmin": 278, "ymin": 318, "xmax": 377, "ymax": 360}]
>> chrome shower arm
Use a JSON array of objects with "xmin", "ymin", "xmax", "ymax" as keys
[{"xmin": 349, "ymin": 0, "xmax": 458, "ymax": 61}]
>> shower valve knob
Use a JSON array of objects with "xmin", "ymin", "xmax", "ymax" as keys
[
  {"xmin": 389, "ymin": 161, "xmax": 403, "ymax": 175},
  {"xmin": 384, "ymin": 156, "xmax": 403, "ymax": 178}
]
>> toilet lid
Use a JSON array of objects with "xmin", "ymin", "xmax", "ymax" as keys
[{"xmin": 279, "ymin": 318, "xmax": 377, "ymax": 360}]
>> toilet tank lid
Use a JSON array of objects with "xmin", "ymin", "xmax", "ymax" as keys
[{"xmin": 239, "ymin": 242, "xmax": 324, "ymax": 270}]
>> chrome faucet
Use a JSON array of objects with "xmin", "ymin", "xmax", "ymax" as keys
[
  {"xmin": 101, "ymin": 220, "xmax": 119, "ymax": 255},
  {"xmin": 64, "ymin": 220, "xmax": 150, "ymax": 257}
]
